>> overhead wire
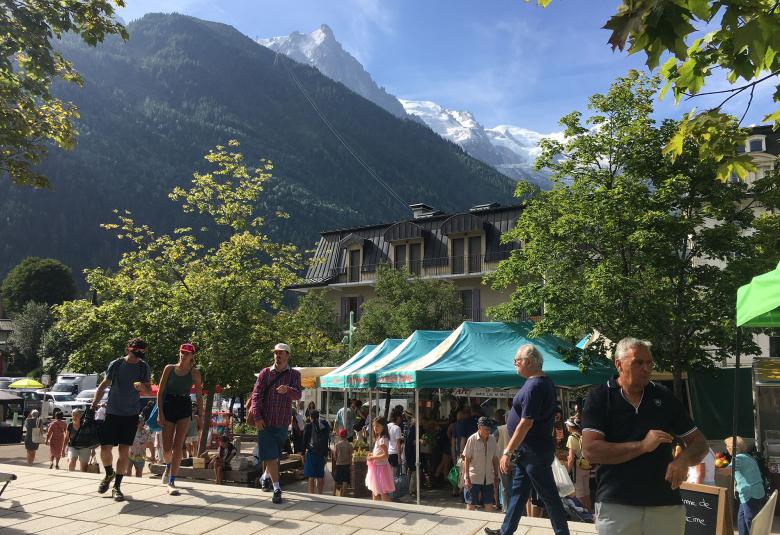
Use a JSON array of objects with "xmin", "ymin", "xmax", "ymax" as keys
[{"xmin": 275, "ymin": 52, "xmax": 412, "ymax": 218}]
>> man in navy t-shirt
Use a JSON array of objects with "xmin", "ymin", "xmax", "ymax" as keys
[{"xmin": 484, "ymin": 344, "xmax": 570, "ymax": 535}]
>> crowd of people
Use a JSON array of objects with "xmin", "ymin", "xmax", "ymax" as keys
[{"xmin": 18, "ymin": 335, "xmax": 772, "ymax": 535}]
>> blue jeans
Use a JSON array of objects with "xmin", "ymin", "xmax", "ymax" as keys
[
  {"xmin": 738, "ymin": 496, "xmax": 766, "ymax": 535},
  {"xmin": 500, "ymin": 448, "xmax": 570, "ymax": 535}
]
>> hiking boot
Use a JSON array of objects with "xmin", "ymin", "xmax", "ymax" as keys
[
  {"xmin": 161, "ymin": 465, "xmax": 170, "ymax": 485},
  {"xmin": 112, "ymin": 487, "xmax": 125, "ymax": 502},
  {"xmin": 98, "ymin": 472, "xmax": 115, "ymax": 494},
  {"xmin": 261, "ymin": 477, "xmax": 273, "ymax": 492},
  {"xmin": 272, "ymin": 489, "xmax": 283, "ymax": 504},
  {"xmin": 167, "ymin": 483, "xmax": 180, "ymax": 496}
]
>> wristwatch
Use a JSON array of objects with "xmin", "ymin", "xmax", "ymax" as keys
[{"xmin": 502, "ymin": 450, "xmax": 512, "ymax": 457}]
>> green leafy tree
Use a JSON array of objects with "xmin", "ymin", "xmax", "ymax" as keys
[
  {"xmin": 1, "ymin": 0, "xmax": 128, "ymax": 187},
  {"xmin": 352, "ymin": 265, "xmax": 462, "ymax": 348},
  {"xmin": 50, "ymin": 141, "xmax": 302, "ymax": 448},
  {"xmin": 1, "ymin": 257, "xmax": 77, "ymax": 315},
  {"xmin": 487, "ymin": 73, "xmax": 780, "ymax": 398},
  {"xmin": 272, "ymin": 290, "xmax": 343, "ymax": 368},
  {"xmin": 532, "ymin": 0, "xmax": 780, "ymax": 181},
  {"xmin": 7, "ymin": 302, "xmax": 52, "ymax": 375},
  {"xmin": 38, "ymin": 323, "xmax": 75, "ymax": 378}
]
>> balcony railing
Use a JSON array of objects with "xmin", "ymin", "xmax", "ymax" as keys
[{"xmin": 331, "ymin": 253, "xmax": 511, "ymax": 284}]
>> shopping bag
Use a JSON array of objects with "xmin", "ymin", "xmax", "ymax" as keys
[
  {"xmin": 551, "ymin": 457, "xmax": 575, "ymax": 497},
  {"xmin": 146, "ymin": 404, "xmax": 161, "ymax": 433},
  {"xmin": 31, "ymin": 421, "xmax": 46, "ymax": 444},
  {"xmin": 390, "ymin": 472, "xmax": 409, "ymax": 499},
  {"xmin": 71, "ymin": 408, "xmax": 102, "ymax": 449},
  {"xmin": 447, "ymin": 464, "xmax": 460, "ymax": 488}
]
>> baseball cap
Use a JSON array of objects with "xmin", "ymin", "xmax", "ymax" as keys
[
  {"xmin": 273, "ymin": 343, "xmax": 291, "ymax": 353},
  {"xmin": 180, "ymin": 342, "xmax": 196, "ymax": 354},
  {"xmin": 477, "ymin": 416, "xmax": 492, "ymax": 428}
]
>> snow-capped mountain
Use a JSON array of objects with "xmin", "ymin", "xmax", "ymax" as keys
[
  {"xmin": 258, "ymin": 25, "xmax": 407, "ymax": 119},
  {"xmin": 259, "ymin": 25, "xmax": 559, "ymax": 188}
]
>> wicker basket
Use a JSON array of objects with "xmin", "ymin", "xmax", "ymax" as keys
[{"xmin": 350, "ymin": 460, "xmax": 369, "ymax": 497}]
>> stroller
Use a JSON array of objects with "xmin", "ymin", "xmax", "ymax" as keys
[{"xmin": 561, "ymin": 495, "xmax": 593, "ymax": 523}]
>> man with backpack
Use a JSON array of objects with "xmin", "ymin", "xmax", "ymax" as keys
[
  {"xmin": 91, "ymin": 337, "xmax": 152, "ymax": 502},
  {"xmin": 251, "ymin": 342, "xmax": 301, "ymax": 504},
  {"xmin": 302, "ymin": 409, "xmax": 330, "ymax": 494}
]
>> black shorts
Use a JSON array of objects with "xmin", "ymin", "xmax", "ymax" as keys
[
  {"xmin": 100, "ymin": 414, "xmax": 138, "ymax": 446},
  {"xmin": 333, "ymin": 464, "xmax": 351, "ymax": 484},
  {"xmin": 163, "ymin": 394, "xmax": 192, "ymax": 422},
  {"xmin": 388, "ymin": 453, "xmax": 399, "ymax": 467}
]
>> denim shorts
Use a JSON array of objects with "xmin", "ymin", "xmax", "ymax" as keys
[
  {"xmin": 464, "ymin": 483, "xmax": 495, "ymax": 506},
  {"xmin": 257, "ymin": 426, "xmax": 288, "ymax": 461}
]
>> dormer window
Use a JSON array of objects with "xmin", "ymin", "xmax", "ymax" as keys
[
  {"xmin": 393, "ymin": 241, "xmax": 422, "ymax": 274},
  {"xmin": 747, "ymin": 135, "xmax": 766, "ymax": 153}
]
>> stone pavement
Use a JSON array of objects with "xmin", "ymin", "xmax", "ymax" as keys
[{"xmin": 0, "ymin": 462, "xmax": 596, "ymax": 535}]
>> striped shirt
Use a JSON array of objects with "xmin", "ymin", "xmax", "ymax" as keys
[{"xmin": 251, "ymin": 365, "xmax": 301, "ymax": 429}]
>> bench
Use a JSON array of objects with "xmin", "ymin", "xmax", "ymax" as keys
[
  {"xmin": 0, "ymin": 473, "xmax": 17, "ymax": 496},
  {"xmin": 148, "ymin": 455, "xmax": 303, "ymax": 485}
]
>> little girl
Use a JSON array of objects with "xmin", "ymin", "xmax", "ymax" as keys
[{"xmin": 365, "ymin": 417, "xmax": 395, "ymax": 501}]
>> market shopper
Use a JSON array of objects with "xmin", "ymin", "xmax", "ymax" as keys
[
  {"xmin": 24, "ymin": 410, "xmax": 40, "ymax": 465},
  {"xmin": 581, "ymin": 337, "xmax": 708, "ymax": 535},
  {"xmin": 335, "ymin": 399, "xmax": 358, "ymax": 441},
  {"xmin": 332, "ymin": 428, "xmax": 353, "ymax": 496},
  {"xmin": 565, "ymin": 419, "xmax": 592, "ymax": 511},
  {"xmin": 127, "ymin": 416, "xmax": 152, "ymax": 477},
  {"xmin": 93, "ymin": 337, "xmax": 152, "ymax": 502},
  {"xmin": 46, "ymin": 411, "xmax": 67, "ymax": 469},
  {"xmin": 251, "ymin": 342, "xmax": 302, "ymax": 504},
  {"xmin": 463, "ymin": 416, "xmax": 500, "ymax": 512},
  {"xmin": 157, "ymin": 342, "xmax": 203, "ymax": 495},
  {"xmin": 484, "ymin": 344, "xmax": 570, "ymax": 535},
  {"xmin": 302, "ymin": 409, "xmax": 330, "ymax": 494},
  {"xmin": 65, "ymin": 409, "xmax": 92, "ymax": 472},
  {"xmin": 721, "ymin": 436, "xmax": 767, "ymax": 535}
]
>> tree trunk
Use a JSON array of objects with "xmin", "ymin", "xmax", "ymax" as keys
[
  {"xmin": 198, "ymin": 391, "xmax": 215, "ymax": 455},
  {"xmin": 672, "ymin": 369, "xmax": 684, "ymax": 404}
]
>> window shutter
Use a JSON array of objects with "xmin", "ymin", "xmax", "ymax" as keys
[
  {"xmin": 356, "ymin": 295, "xmax": 364, "ymax": 321},
  {"xmin": 472, "ymin": 289, "xmax": 481, "ymax": 321},
  {"xmin": 340, "ymin": 297, "xmax": 349, "ymax": 325}
]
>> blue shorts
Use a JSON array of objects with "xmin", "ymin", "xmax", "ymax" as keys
[
  {"xmin": 304, "ymin": 452, "xmax": 326, "ymax": 478},
  {"xmin": 257, "ymin": 426, "xmax": 288, "ymax": 461},
  {"xmin": 465, "ymin": 483, "xmax": 495, "ymax": 506}
]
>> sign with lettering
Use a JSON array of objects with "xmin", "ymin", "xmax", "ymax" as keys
[
  {"xmin": 451, "ymin": 388, "xmax": 515, "ymax": 399},
  {"xmin": 679, "ymin": 482, "xmax": 731, "ymax": 535}
]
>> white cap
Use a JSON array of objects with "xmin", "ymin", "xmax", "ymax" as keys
[{"xmin": 273, "ymin": 343, "xmax": 291, "ymax": 354}]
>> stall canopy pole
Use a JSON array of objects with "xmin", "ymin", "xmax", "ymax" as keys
[
  {"xmin": 369, "ymin": 389, "xmax": 374, "ymax": 444},
  {"xmin": 415, "ymin": 388, "xmax": 421, "ymax": 506},
  {"xmin": 326, "ymin": 390, "xmax": 331, "ymax": 422},
  {"xmin": 731, "ymin": 328, "xmax": 741, "ymax": 494}
]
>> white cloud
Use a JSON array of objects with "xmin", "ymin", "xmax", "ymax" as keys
[{"xmin": 332, "ymin": 0, "xmax": 397, "ymax": 65}]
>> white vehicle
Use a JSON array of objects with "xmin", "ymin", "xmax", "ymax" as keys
[
  {"xmin": 51, "ymin": 373, "xmax": 98, "ymax": 395},
  {"xmin": 41, "ymin": 392, "xmax": 81, "ymax": 416},
  {"xmin": 75, "ymin": 388, "xmax": 110, "ymax": 409}
]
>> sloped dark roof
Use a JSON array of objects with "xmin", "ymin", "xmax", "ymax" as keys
[
  {"xmin": 748, "ymin": 125, "xmax": 780, "ymax": 156},
  {"xmin": 384, "ymin": 221, "xmax": 424, "ymax": 242},
  {"xmin": 300, "ymin": 204, "xmax": 522, "ymax": 285},
  {"xmin": 440, "ymin": 213, "xmax": 485, "ymax": 235}
]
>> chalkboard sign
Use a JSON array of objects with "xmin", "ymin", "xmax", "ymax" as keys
[{"xmin": 680, "ymin": 482, "xmax": 731, "ymax": 535}]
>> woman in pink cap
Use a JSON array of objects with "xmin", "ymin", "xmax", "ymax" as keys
[{"xmin": 157, "ymin": 342, "xmax": 203, "ymax": 495}]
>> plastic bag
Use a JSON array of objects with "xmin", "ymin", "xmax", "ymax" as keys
[
  {"xmin": 447, "ymin": 464, "xmax": 460, "ymax": 488},
  {"xmin": 551, "ymin": 457, "xmax": 575, "ymax": 497},
  {"xmin": 146, "ymin": 404, "xmax": 161, "ymax": 433}
]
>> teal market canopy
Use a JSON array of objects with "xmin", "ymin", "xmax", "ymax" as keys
[
  {"xmin": 321, "ymin": 339, "xmax": 403, "ymax": 389},
  {"xmin": 736, "ymin": 260, "xmax": 780, "ymax": 327},
  {"xmin": 376, "ymin": 321, "xmax": 614, "ymax": 389},
  {"xmin": 344, "ymin": 330, "xmax": 452, "ymax": 389}
]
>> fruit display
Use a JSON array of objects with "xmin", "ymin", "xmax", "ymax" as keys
[
  {"xmin": 714, "ymin": 452, "xmax": 730, "ymax": 468},
  {"xmin": 352, "ymin": 439, "xmax": 369, "ymax": 462}
]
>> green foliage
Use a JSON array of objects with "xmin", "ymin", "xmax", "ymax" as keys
[
  {"xmin": 0, "ymin": 13, "xmax": 515, "ymax": 287},
  {"xmin": 488, "ymin": 73, "xmax": 780, "ymax": 390},
  {"xmin": 50, "ymin": 141, "xmax": 302, "ymax": 394},
  {"xmin": 7, "ymin": 302, "xmax": 53, "ymax": 375},
  {"xmin": 0, "ymin": 0, "xmax": 128, "ymax": 187},
  {"xmin": 536, "ymin": 0, "xmax": 780, "ymax": 181},
  {"xmin": 352, "ymin": 265, "xmax": 462, "ymax": 348},
  {"xmin": 1, "ymin": 257, "xmax": 77, "ymax": 315},
  {"xmin": 38, "ymin": 323, "xmax": 74, "ymax": 378},
  {"xmin": 272, "ymin": 290, "xmax": 343, "ymax": 367}
]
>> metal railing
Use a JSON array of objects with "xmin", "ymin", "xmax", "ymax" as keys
[{"xmin": 331, "ymin": 253, "xmax": 511, "ymax": 284}]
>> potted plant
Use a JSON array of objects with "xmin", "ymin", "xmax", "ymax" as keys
[{"xmin": 351, "ymin": 439, "xmax": 369, "ymax": 497}]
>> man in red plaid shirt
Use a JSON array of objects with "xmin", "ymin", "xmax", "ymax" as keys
[{"xmin": 252, "ymin": 342, "xmax": 301, "ymax": 504}]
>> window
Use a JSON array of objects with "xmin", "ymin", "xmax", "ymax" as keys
[
  {"xmin": 409, "ymin": 242, "xmax": 422, "ymax": 275},
  {"xmin": 459, "ymin": 289, "xmax": 482, "ymax": 321},
  {"xmin": 394, "ymin": 244, "xmax": 407, "ymax": 270},
  {"xmin": 468, "ymin": 236, "xmax": 482, "ymax": 273},
  {"xmin": 340, "ymin": 296, "xmax": 363, "ymax": 324},
  {"xmin": 348, "ymin": 249, "xmax": 361, "ymax": 283},
  {"xmin": 451, "ymin": 238, "xmax": 465, "ymax": 274},
  {"xmin": 771, "ymin": 336, "xmax": 780, "ymax": 359},
  {"xmin": 748, "ymin": 137, "xmax": 766, "ymax": 153}
]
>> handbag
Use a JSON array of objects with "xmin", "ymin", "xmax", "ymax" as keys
[
  {"xmin": 31, "ymin": 421, "xmax": 45, "ymax": 444},
  {"xmin": 71, "ymin": 408, "xmax": 102, "ymax": 449}
]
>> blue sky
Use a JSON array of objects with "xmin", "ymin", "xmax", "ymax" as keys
[{"xmin": 119, "ymin": 0, "xmax": 773, "ymax": 134}]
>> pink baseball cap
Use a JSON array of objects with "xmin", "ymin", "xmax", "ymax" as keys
[{"xmin": 180, "ymin": 343, "xmax": 196, "ymax": 354}]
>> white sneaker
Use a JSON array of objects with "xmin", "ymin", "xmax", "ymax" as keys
[
  {"xmin": 167, "ymin": 483, "xmax": 180, "ymax": 496},
  {"xmin": 161, "ymin": 466, "xmax": 169, "ymax": 485}
]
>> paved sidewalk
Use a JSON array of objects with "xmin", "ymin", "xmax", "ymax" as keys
[{"xmin": 0, "ymin": 462, "xmax": 595, "ymax": 535}]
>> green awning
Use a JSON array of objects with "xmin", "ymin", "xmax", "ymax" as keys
[
  {"xmin": 737, "ymin": 260, "xmax": 780, "ymax": 327},
  {"xmin": 320, "ymin": 339, "xmax": 403, "ymax": 389}
]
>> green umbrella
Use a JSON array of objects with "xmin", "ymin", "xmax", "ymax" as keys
[
  {"xmin": 737, "ymin": 260, "xmax": 780, "ymax": 327},
  {"xmin": 8, "ymin": 378, "xmax": 44, "ymax": 389}
]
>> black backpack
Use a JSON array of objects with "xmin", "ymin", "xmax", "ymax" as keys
[
  {"xmin": 309, "ymin": 420, "xmax": 330, "ymax": 454},
  {"xmin": 748, "ymin": 449, "xmax": 775, "ymax": 495}
]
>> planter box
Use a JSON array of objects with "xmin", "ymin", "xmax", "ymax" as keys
[{"xmin": 351, "ymin": 460, "xmax": 369, "ymax": 498}]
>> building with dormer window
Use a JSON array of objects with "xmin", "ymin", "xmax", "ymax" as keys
[{"xmin": 289, "ymin": 203, "xmax": 522, "ymax": 325}]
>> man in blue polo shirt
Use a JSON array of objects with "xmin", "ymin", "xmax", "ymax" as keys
[
  {"xmin": 582, "ymin": 337, "xmax": 708, "ymax": 535},
  {"xmin": 484, "ymin": 344, "xmax": 570, "ymax": 535}
]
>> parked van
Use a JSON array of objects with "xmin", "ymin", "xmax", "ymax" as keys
[{"xmin": 51, "ymin": 373, "xmax": 98, "ymax": 395}]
